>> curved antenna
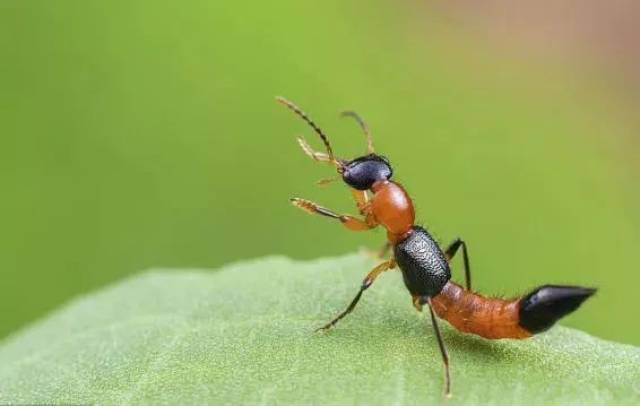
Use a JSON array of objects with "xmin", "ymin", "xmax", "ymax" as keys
[
  {"xmin": 276, "ymin": 96, "xmax": 337, "ymax": 165},
  {"xmin": 341, "ymin": 111, "xmax": 374, "ymax": 154}
]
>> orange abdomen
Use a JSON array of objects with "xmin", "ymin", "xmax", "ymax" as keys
[
  {"xmin": 431, "ymin": 282, "xmax": 532, "ymax": 339},
  {"xmin": 371, "ymin": 181, "xmax": 415, "ymax": 242}
]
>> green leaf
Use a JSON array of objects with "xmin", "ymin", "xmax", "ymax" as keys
[{"xmin": 0, "ymin": 254, "xmax": 638, "ymax": 404}]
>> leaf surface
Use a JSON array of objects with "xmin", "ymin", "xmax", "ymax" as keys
[{"xmin": 0, "ymin": 254, "xmax": 638, "ymax": 404}]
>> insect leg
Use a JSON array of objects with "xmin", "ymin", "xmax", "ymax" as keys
[
  {"xmin": 444, "ymin": 238, "xmax": 472, "ymax": 290},
  {"xmin": 316, "ymin": 259, "xmax": 396, "ymax": 331},
  {"xmin": 426, "ymin": 297, "xmax": 452, "ymax": 397},
  {"xmin": 351, "ymin": 189, "xmax": 391, "ymax": 258},
  {"xmin": 290, "ymin": 197, "xmax": 377, "ymax": 231},
  {"xmin": 351, "ymin": 189, "xmax": 370, "ymax": 215},
  {"xmin": 376, "ymin": 241, "xmax": 391, "ymax": 258}
]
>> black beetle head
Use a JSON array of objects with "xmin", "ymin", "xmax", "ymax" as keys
[{"xmin": 341, "ymin": 154, "xmax": 392, "ymax": 190}]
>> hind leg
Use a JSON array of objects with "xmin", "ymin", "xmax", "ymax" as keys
[
  {"xmin": 411, "ymin": 295, "xmax": 452, "ymax": 395},
  {"xmin": 444, "ymin": 238, "xmax": 472, "ymax": 290},
  {"xmin": 426, "ymin": 297, "xmax": 452, "ymax": 397},
  {"xmin": 412, "ymin": 295, "xmax": 424, "ymax": 312}
]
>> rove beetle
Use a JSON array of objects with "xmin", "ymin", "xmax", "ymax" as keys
[{"xmin": 276, "ymin": 97, "xmax": 596, "ymax": 397}]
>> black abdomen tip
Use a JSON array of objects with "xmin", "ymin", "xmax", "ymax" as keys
[{"xmin": 518, "ymin": 285, "xmax": 596, "ymax": 334}]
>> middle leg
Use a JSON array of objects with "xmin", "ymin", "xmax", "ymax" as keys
[{"xmin": 316, "ymin": 259, "xmax": 396, "ymax": 331}]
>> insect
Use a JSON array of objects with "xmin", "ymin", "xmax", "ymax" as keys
[{"xmin": 276, "ymin": 96, "xmax": 596, "ymax": 397}]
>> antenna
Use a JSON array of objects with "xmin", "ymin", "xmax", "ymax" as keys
[
  {"xmin": 341, "ymin": 111, "xmax": 374, "ymax": 154},
  {"xmin": 276, "ymin": 97, "xmax": 337, "ymax": 164}
]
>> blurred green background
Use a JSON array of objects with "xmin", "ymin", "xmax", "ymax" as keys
[{"xmin": 1, "ymin": 1, "xmax": 639, "ymax": 344}]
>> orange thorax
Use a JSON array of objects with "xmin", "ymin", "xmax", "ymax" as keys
[{"xmin": 371, "ymin": 180, "xmax": 415, "ymax": 243}]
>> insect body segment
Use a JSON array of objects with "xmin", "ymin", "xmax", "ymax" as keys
[
  {"xmin": 370, "ymin": 181, "xmax": 415, "ymax": 242},
  {"xmin": 277, "ymin": 97, "xmax": 596, "ymax": 397},
  {"xmin": 518, "ymin": 284, "xmax": 596, "ymax": 333},
  {"xmin": 394, "ymin": 226, "xmax": 451, "ymax": 297}
]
